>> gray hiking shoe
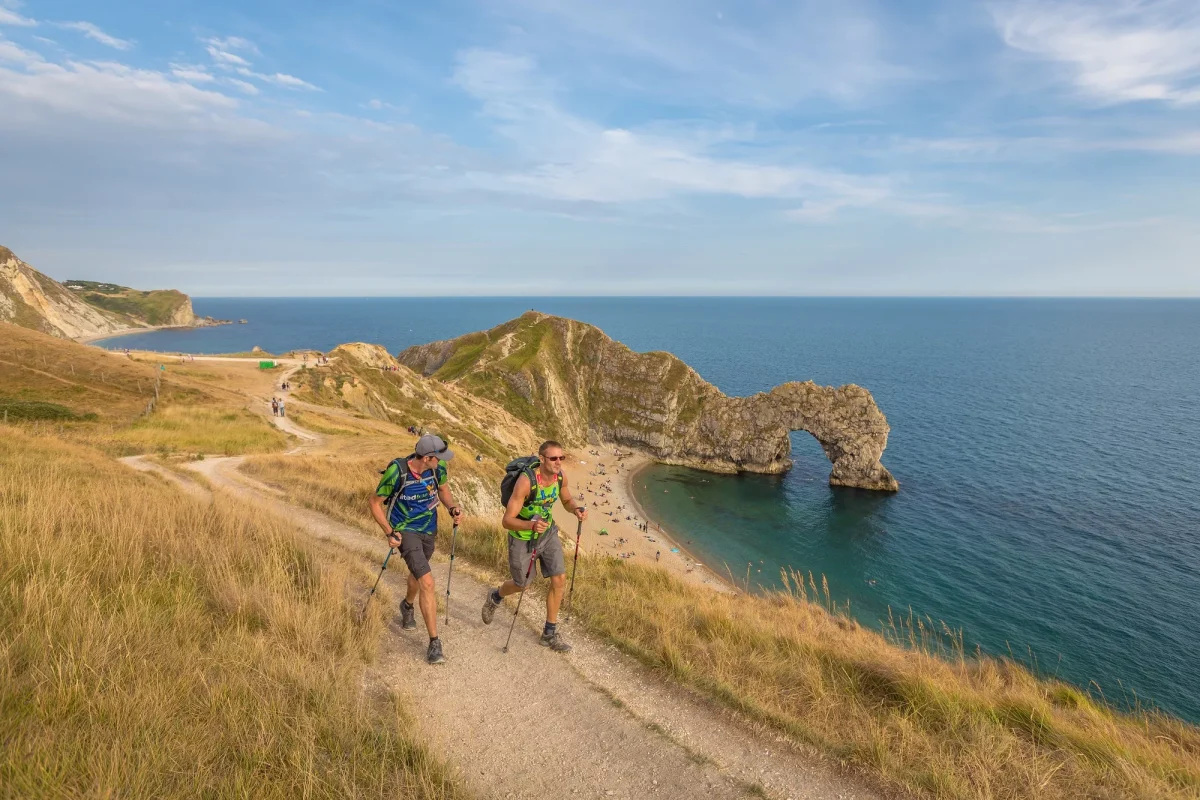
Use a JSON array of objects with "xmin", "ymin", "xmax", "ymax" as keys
[
  {"xmin": 426, "ymin": 638, "xmax": 446, "ymax": 665},
  {"xmin": 481, "ymin": 591, "xmax": 500, "ymax": 625},
  {"xmin": 540, "ymin": 631, "xmax": 572, "ymax": 653},
  {"xmin": 398, "ymin": 600, "xmax": 417, "ymax": 630}
]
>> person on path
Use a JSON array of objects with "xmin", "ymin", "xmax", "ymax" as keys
[
  {"xmin": 271, "ymin": 398, "xmax": 278, "ymax": 417},
  {"xmin": 278, "ymin": 399, "xmax": 286, "ymax": 417},
  {"xmin": 369, "ymin": 434, "xmax": 463, "ymax": 665},
  {"xmin": 481, "ymin": 440, "xmax": 587, "ymax": 652}
]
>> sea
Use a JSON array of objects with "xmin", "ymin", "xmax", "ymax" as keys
[{"xmin": 94, "ymin": 297, "xmax": 1200, "ymax": 722}]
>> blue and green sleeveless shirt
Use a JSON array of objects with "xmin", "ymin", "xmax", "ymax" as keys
[
  {"xmin": 511, "ymin": 469, "xmax": 562, "ymax": 541},
  {"xmin": 375, "ymin": 459, "xmax": 448, "ymax": 535}
]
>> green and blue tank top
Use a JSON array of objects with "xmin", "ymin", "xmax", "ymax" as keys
[
  {"xmin": 375, "ymin": 459, "xmax": 448, "ymax": 535},
  {"xmin": 512, "ymin": 470, "xmax": 562, "ymax": 541}
]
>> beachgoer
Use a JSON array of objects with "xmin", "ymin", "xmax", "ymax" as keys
[
  {"xmin": 656, "ymin": 550, "xmax": 661, "ymax": 562},
  {"xmin": 481, "ymin": 440, "xmax": 587, "ymax": 652},
  {"xmin": 368, "ymin": 434, "xmax": 462, "ymax": 665}
]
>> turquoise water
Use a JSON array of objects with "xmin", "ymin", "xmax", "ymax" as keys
[{"xmin": 97, "ymin": 298, "xmax": 1200, "ymax": 721}]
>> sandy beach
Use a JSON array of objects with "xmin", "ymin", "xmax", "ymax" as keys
[{"xmin": 561, "ymin": 446, "xmax": 732, "ymax": 593}]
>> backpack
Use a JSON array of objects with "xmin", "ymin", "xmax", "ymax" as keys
[{"xmin": 500, "ymin": 456, "xmax": 562, "ymax": 507}]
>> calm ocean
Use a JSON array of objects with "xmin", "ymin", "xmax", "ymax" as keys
[{"xmin": 96, "ymin": 298, "xmax": 1200, "ymax": 721}]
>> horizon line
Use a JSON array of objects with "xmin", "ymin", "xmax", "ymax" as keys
[{"xmin": 187, "ymin": 294, "xmax": 1200, "ymax": 300}]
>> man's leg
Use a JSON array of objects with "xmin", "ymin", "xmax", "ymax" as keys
[
  {"xmin": 415, "ymin": 571, "xmax": 437, "ymax": 638},
  {"xmin": 483, "ymin": 536, "xmax": 534, "ymax": 624},
  {"xmin": 545, "ymin": 573, "xmax": 566, "ymax": 623}
]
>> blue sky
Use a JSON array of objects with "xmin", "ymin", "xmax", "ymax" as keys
[{"xmin": 1, "ymin": 0, "xmax": 1198, "ymax": 296}]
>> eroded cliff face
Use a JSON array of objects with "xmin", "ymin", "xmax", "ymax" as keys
[
  {"xmin": 0, "ymin": 247, "xmax": 131, "ymax": 339},
  {"xmin": 0, "ymin": 246, "xmax": 204, "ymax": 338},
  {"xmin": 399, "ymin": 312, "xmax": 898, "ymax": 492}
]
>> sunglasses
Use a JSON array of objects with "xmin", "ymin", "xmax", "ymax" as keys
[{"xmin": 544, "ymin": 455, "xmax": 565, "ymax": 462}]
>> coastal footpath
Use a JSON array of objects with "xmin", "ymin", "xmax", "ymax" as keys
[
  {"xmin": 0, "ymin": 244, "xmax": 227, "ymax": 341},
  {"xmin": 399, "ymin": 311, "xmax": 898, "ymax": 491}
]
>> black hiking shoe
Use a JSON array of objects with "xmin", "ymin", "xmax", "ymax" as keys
[
  {"xmin": 540, "ymin": 631, "xmax": 572, "ymax": 653},
  {"xmin": 426, "ymin": 638, "xmax": 446, "ymax": 665},
  {"xmin": 398, "ymin": 600, "xmax": 417, "ymax": 630},
  {"xmin": 481, "ymin": 591, "xmax": 500, "ymax": 624}
]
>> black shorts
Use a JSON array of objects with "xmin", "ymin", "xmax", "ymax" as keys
[{"xmin": 398, "ymin": 529, "xmax": 436, "ymax": 579}]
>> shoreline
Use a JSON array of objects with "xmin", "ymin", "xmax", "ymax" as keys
[
  {"xmin": 77, "ymin": 320, "xmax": 232, "ymax": 346},
  {"xmin": 562, "ymin": 446, "xmax": 733, "ymax": 593}
]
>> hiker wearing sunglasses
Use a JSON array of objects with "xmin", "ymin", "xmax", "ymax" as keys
[
  {"xmin": 482, "ymin": 440, "xmax": 587, "ymax": 651},
  {"xmin": 369, "ymin": 433, "xmax": 463, "ymax": 664}
]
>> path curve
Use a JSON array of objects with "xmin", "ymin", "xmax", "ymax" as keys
[{"xmin": 173, "ymin": 407, "xmax": 889, "ymax": 800}]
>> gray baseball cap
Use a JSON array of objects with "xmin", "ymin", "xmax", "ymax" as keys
[{"xmin": 414, "ymin": 433, "xmax": 454, "ymax": 462}]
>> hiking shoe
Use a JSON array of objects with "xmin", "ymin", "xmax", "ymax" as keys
[
  {"xmin": 540, "ymin": 631, "xmax": 572, "ymax": 653},
  {"xmin": 481, "ymin": 591, "xmax": 500, "ymax": 625},
  {"xmin": 398, "ymin": 600, "xmax": 417, "ymax": 630},
  {"xmin": 426, "ymin": 638, "xmax": 446, "ymax": 665}
]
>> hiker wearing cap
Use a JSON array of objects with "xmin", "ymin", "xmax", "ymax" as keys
[
  {"xmin": 481, "ymin": 440, "xmax": 587, "ymax": 652},
  {"xmin": 368, "ymin": 433, "xmax": 463, "ymax": 665}
]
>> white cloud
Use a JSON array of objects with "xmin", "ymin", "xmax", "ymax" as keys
[
  {"xmin": 0, "ymin": 7, "xmax": 35, "ymax": 26},
  {"xmin": 227, "ymin": 77, "xmax": 259, "ymax": 95},
  {"xmin": 992, "ymin": 0, "xmax": 1200, "ymax": 105},
  {"xmin": 0, "ymin": 38, "xmax": 39, "ymax": 63},
  {"xmin": 0, "ymin": 54, "xmax": 250, "ymax": 130},
  {"xmin": 170, "ymin": 64, "xmax": 214, "ymax": 83},
  {"xmin": 206, "ymin": 36, "xmax": 258, "ymax": 55},
  {"xmin": 265, "ymin": 72, "xmax": 318, "ymax": 90},
  {"xmin": 207, "ymin": 44, "xmax": 249, "ymax": 66},
  {"xmin": 235, "ymin": 65, "xmax": 319, "ymax": 90},
  {"xmin": 58, "ymin": 21, "xmax": 132, "ymax": 50},
  {"xmin": 452, "ymin": 48, "xmax": 893, "ymax": 213}
]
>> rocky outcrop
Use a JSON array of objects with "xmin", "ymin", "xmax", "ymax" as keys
[
  {"xmin": 1, "ymin": 245, "xmax": 217, "ymax": 339},
  {"xmin": 399, "ymin": 312, "xmax": 898, "ymax": 492}
]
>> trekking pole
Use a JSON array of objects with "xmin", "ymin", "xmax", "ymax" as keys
[
  {"xmin": 361, "ymin": 547, "xmax": 395, "ymax": 619},
  {"xmin": 563, "ymin": 509, "xmax": 585, "ymax": 624},
  {"xmin": 443, "ymin": 521, "xmax": 459, "ymax": 627},
  {"xmin": 503, "ymin": 516, "xmax": 541, "ymax": 653}
]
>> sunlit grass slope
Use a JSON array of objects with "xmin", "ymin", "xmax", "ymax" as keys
[
  {"xmin": 0, "ymin": 322, "xmax": 287, "ymax": 456},
  {"xmin": 0, "ymin": 429, "xmax": 465, "ymax": 799},
  {"xmin": 245, "ymin": 453, "xmax": 1200, "ymax": 800}
]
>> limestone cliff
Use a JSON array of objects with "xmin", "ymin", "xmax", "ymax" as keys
[
  {"xmin": 398, "ymin": 312, "xmax": 898, "ymax": 492},
  {"xmin": 0, "ymin": 246, "xmax": 210, "ymax": 339}
]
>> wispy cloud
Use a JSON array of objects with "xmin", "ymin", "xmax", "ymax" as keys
[
  {"xmin": 992, "ymin": 0, "xmax": 1200, "ymax": 105},
  {"xmin": 170, "ymin": 64, "xmax": 214, "ymax": 83},
  {"xmin": 235, "ymin": 66, "xmax": 320, "ymax": 90},
  {"xmin": 58, "ymin": 21, "xmax": 133, "ymax": 50},
  {"xmin": 0, "ymin": 6, "xmax": 35, "ymax": 26},
  {"xmin": 452, "ymin": 48, "xmax": 894, "ymax": 214},
  {"xmin": 485, "ymin": 0, "xmax": 911, "ymax": 110},
  {"xmin": 227, "ymin": 78, "xmax": 259, "ymax": 95}
]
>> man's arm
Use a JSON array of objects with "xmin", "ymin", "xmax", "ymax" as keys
[
  {"xmin": 370, "ymin": 464, "xmax": 402, "ymax": 545},
  {"xmin": 437, "ymin": 483, "xmax": 462, "ymax": 520},
  {"xmin": 559, "ymin": 473, "xmax": 587, "ymax": 521},
  {"xmin": 502, "ymin": 474, "xmax": 545, "ymax": 534}
]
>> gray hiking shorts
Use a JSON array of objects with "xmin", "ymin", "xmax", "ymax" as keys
[
  {"xmin": 508, "ymin": 525, "xmax": 565, "ymax": 587},
  {"xmin": 398, "ymin": 529, "xmax": 437, "ymax": 580}
]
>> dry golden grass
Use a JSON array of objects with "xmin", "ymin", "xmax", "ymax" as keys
[
  {"xmin": 244, "ymin": 453, "xmax": 1200, "ymax": 800},
  {"xmin": 0, "ymin": 429, "xmax": 465, "ymax": 799},
  {"xmin": 1, "ymin": 325, "xmax": 289, "ymax": 457}
]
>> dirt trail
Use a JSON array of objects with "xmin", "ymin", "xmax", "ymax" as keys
[{"xmin": 147, "ymin": 391, "xmax": 887, "ymax": 800}]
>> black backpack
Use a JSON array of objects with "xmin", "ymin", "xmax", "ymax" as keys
[{"xmin": 500, "ymin": 456, "xmax": 562, "ymax": 507}]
